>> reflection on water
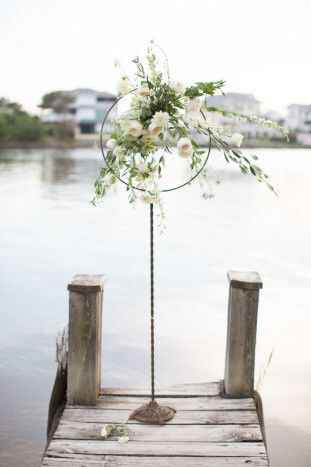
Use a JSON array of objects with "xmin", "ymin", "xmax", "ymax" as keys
[{"xmin": 0, "ymin": 148, "xmax": 311, "ymax": 466}]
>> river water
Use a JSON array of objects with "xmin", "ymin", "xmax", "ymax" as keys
[{"xmin": 0, "ymin": 148, "xmax": 310, "ymax": 466}]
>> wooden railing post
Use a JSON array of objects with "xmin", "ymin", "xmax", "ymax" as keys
[
  {"xmin": 67, "ymin": 274, "xmax": 104, "ymax": 405},
  {"xmin": 224, "ymin": 270, "xmax": 263, "ymax": 397}
]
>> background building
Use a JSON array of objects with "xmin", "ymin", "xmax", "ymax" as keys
[
  {"xmin": 286, "ymin": 104, "xmax": 311, "ymax": 145},
  {"xmin": 206, "ymin": 93, "xmax": 284, "ymax": 140},
  {"xmin": 41, "ymin": 88, "xmax": 116, "ymax": 137}
]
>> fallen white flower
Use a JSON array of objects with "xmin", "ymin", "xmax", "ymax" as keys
[
  {"xmin": 118, "ymin": 436, "xmax": 129, "ymax": 444},
  {"xmin": 101, "ymin": 424, "xmax": 113, "ymax": 439}
]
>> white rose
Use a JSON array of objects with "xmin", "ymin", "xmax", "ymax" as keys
[
  {"xmin": 148, "ymin": 111, "xmax": 169, "ymax": 137},
  {"xmin": 151, "ymin": 111, "xmax": 169, "ymax": 129},
  {"xmin": 186, "ymin": 97, "xmax": 202, "ymax": 114},
  {"xmin": 229, "ymin": 133, "xmax": 243, "ymax": 147},
  {"xmin": 106, "ymin": 138, "xmax": 117, "ymax": 150},
  {"xmin": 177, "ymin": 137, "xmax": 193, "ymax": 158},
  {"xmin": 125, "ymin": 120, "xmax": 143, "ymax": 138},
  {"xmin": 148, "ymin": 124, "xmax": 162, "ymax": 138},
  {"xmin": 117, "ymin": 76, "xmax": 132, "ymax": 95},
  {"xmin": 137, "ymin": 86, "xmax": 150, "ymax": 97},
  {"xmin": 172, "ymin": 81, "xmax": 186, "ymax": 95}
]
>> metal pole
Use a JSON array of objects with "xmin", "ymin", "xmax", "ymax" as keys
[
  {"xmin": 128, "ymin": 203, "xmax": 175, "ymax": 423},
  {"xmin": 150, "ymin": 203, "xmax": 155, "ymax": 401}
]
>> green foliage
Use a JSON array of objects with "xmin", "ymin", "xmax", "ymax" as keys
[
  {"xmin": 45, "ymin": 122, "xmax": 75, "ymax": 140},
  {"xmin": 39, "ymin": 91, "xmax": 74, "ymax": 113},
  {"xmin": 0, "ymin": 110, "xmax": 46, "ymax": 142},
  {"xmin": 185, "ymin": 81, "xmax": 225, "ymax": 98},
  {"xmin": 0, "ymin": 97, "xmax": 75, "ymax": 144}
]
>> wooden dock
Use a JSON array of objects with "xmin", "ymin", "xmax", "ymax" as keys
[{"xmin": 41, "ymin": 272, "xmax": 269, "ymax": 466}]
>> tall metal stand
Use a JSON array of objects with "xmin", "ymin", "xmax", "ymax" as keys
[
  {"xmin": 150, "ymin": 203, "xmax": 155, "ymax": 401},
  {"xmin": 129, "ymin": 204, "xmax": 176, "ymax": 424}
]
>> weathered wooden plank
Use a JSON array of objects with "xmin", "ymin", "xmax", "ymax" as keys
[
  {"xmin": 67, "ymin": 275, "xmax": 104, "ymax": 406},
  {"xmin": 63, "ymin": 408, "xmax": 259, "ymax": 425},
  {"xmin": 47, "ymin": 439, "xmax": 267, "ymax": 457},
  {"xmin": 224, "ymin": 271, "xmax": 262, "ymax": 397},
  {"xmin": 55, "ymin": 421, "xmax": 262, "ymax": 442},
  {"xmin": 67, "ymin": 396, "xmax": 256, "ymax": 411},
  {"xmin": 42, "ymin": 455, "xmax": 269, "ymax": 467},
  {"xmin": 101, "ymin": 382, "xmax": 220, "ymax": 397}
]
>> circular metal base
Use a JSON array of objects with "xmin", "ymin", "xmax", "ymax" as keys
[{"xmin": 128, "ymin": 400, "xmax": 176, "ymax": 424}]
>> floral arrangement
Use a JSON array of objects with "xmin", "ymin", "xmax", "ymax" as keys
[{"xmin": 93, "ymin": 43, "xmax": 287, "ymax": 213}]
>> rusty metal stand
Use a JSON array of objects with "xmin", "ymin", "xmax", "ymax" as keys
[{"xmin": 129, "ymin": 204, "xmax": 175, "ymax": 424}]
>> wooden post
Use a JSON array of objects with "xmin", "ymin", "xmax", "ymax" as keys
[
  {"xmin": 224, "ymin": 270, "xmax": 263, "ymax": 397},
  {"xmin": 67, "ymin": 274, "xmax": 104, "ymax": 405}
]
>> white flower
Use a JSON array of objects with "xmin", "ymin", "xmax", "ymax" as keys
[
  {"xmin": 172, "ymin": 81, "xmax": 186, "ymax": 95},
  {"xmin": 184, "ymin": 111, "xmax": 203, "ymax": 128},
  {"xmin": 101, "ymin": 424, "xmax": 113, "ymax": 439},
  {"xmin": 125, "ymin": 120, "xmax": 143, "ymax": 138},
  {"xmin": 135, "ymin": 155, "xmax": 148, "ymax": 173},
  {"xmin": 106, "ymin": 138, "xmax": 117, "ymax": 150},
  {"xmin": 151, "ymin": 111, "xmax": 169, "ymax": 129},
  {"xmin": 186, "ymin": 97, "xmax": 202, "ymax": 114},
  {"xmin": 113, "ymin": 145, "xmax": 125, "ymax": 159},
  {"xmin": 118, "ymin": 436, "xmax": 129, "ymax": 444},
  {"xmin": 117, "ymin": 76, "xmax": 132, "ymax": 95},
  {"xmin": 229, "ymin": 133, "xmax": 244, "ymax": 147},
  {"xmin": 177, "ymin": 137, "xmax": 193, "ymax": 158},
  {"xmin": 149, "ymin": 111, "xmax": 169, "ymax": 137},
  {"xmin": 137, "ymin": 86, "xmax": 150, "ymax": 97},
  {"xmin": 141, "ymin": 193, "xmax": 156, "ymax": 204}
]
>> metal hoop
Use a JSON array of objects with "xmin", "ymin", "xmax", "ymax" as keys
[{"xmin": 99, "ymin": 94, "xmax": 212, "ymax": 193}]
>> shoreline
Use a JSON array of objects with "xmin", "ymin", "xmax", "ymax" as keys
[{"xmin": 0, "ymin": 141, "xmax": 310, "ymax": 150}]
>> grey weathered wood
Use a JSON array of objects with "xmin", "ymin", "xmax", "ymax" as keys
[
  {"xmin": 69, "ymin": 395, "xmax": 256, "ymax": 411},
  {"xmin": 63, "ymin": 408, "xmax": 258, "ymax": 425},
  {"xmin": 101, "ymin": 381, "xmax": 220, "ymax": 397},
  {"xmin": 42, "ymin": 456, "xmax": 269, "ymax": 467},
  {"xmin": 55, "ymin": 421, "xmax": 262, "ymax": 442},
  {"xmin": 67, "ymin": 275, "xmax": 104, "ymax": 405},
  {"xmin": 224, "ymin": 271, "xmax": 262, "ymax": 397},
  {"xmin": 47, "ymin": 326, "xmax": 69, "ymax": 441},
  {"xmin": 42, "ymin": 381, "xmax": 269, "ymax": 467},
  {"xmin": 47, "ymin": 439, "xmax": 267, "ymax": 457}
]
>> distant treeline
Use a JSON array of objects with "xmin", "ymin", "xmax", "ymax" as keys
[{"xmin": 0, "ymin": 98, "xmax": 74, "ymax": 144}]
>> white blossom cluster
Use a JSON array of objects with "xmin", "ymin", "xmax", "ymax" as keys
[{"xmin": 93, "ymin": 43, "xmax": 287, "ymax": 218}]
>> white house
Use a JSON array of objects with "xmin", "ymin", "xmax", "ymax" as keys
[
  {"xmin": 286, "ymin": 104, "xmax": 311, "ymax": 145},
  {"xmin": 41, "ymin": 88, "xmax": 117, "ymax": 136},
  {"xmin": 206, "ymin": 93, "xmax": 283, "ymax": 140}
]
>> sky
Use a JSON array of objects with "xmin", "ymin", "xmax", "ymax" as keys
[{"xmin": 1, "ymin": 0, "xmax": 310, "ymax": 115}]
